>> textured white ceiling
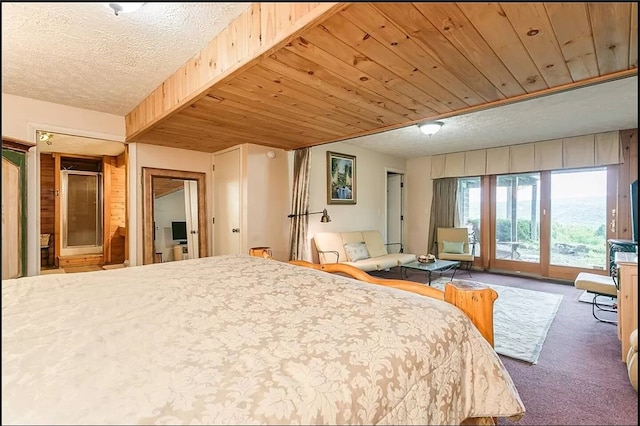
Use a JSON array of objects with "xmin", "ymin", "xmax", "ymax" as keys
[
  {"xmin": 343, "ymin": 76, "xmax": 639, "ymax": 158},
  {"xmin": 1, "ymin": 2, "xmax": 251, "ymax": 115}
]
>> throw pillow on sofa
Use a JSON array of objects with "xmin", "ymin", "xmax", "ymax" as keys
[
  {"xmin": 442, "ymin": 241, "xmax": 465, "ymax": 254},
  {"xmin": 344, "ymin": 242, "xmax": 370, "ymax": 262}
]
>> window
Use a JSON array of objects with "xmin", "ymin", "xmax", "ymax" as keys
[
  {"xmin": 457, "ymin": 177, "xmax": 481, "ymax": 256},
  {"xmin": 549, "ymin": 168, "xmax": 607, "ymax": 269}
]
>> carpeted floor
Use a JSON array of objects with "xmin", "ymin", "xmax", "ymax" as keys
[{"xmin": 371, "ymin": 267, "xmax": 638, "ymax": 425}]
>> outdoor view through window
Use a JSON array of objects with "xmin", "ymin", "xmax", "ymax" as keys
[{"xmin": 457, "ymin": 168, "xmax": 607, "ymax": 269}]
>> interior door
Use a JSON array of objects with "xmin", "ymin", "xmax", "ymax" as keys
[
  {"xmin": 2, "ymin": 156, "xmax": 21, "ymax": 279},
  {"xmin": 214, "ymin": 148, "xmax": 241, "ymax": 255},
  {"xmin": 184, "ymin": 180, "xmax": 199, "ymax": 259}
]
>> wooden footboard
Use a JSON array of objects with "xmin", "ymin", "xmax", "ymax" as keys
[{"xmin": 290, "ymin": 260, "xmax": 497, "ymax": 347}]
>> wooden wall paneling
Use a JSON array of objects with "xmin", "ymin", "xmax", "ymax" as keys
[
  {"xmin": 544, "ymin": 3, "xmax": 599, "ymax": 82},
  {"xmin": 126, "ymin": 3, "xmax": 344, "ymax": 140},
  {"xmin": 500, "ymin": 2, "xmax": 572, "ymax": 87},
  {"xmin": 455, "ymin": 2, "xmax": 547, "ymax": 94},
  {"xmin": 318, "ymin": 12, "xmax": 461, "ymax": 113},
  {"xmin": 110, "ymin": 157, "xmax": 126, "ymax": 264},
  {"xmin": 249, "ymin": 59, "xmax": 411, "ymax": 126},
  {"xmin": 341, "ymin": 3, "xmax": 484, "ymax": 107},
  {"xmin": 630, "ymin": 2, "xmax": 638, "ymax": 69},
  {"xmin": 274, "ymin": 39, "xmax": 433, "ymax": 120},
  {"xmin": 102, "ymin": 157, "xmax": 112, "ymax": 264},
  {"xmin": 301, "ymin": 25, "xmax": 444, "ymax": 115},
  {"xmin": 618, "ymin": 129, "xmax": 639, "ymax": 240},
  {"xmin": 40, "ymin": 154, "xmax": 55, "ymax": 266},
  {"xmin": 589, "ymin": 2, "xmax": 632, "ymax": 74},
  {"xmin": 412, "ymin": 3, "xmax": 524, "ymax": 98},
  {"xmin": 124, "ymin": 145, "xmax": 129, "ymax": 263}
]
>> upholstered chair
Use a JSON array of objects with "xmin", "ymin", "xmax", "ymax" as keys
[{"xmin": 436, "ymin": 227, "xmax": 475, "ymax": 275}]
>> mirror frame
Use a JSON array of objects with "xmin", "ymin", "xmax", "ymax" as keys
[{"xmin": 142, "ymin": 167, "xmax": 208, "ymax": 265}]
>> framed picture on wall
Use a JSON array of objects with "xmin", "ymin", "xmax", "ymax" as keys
[{"xmin": 327, "ymin": 151, "xmax": 356, "ymax": 205}]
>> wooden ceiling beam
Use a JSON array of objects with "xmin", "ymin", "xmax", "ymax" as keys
[{"xmin": 125, "ymin": 2, "xmax": 348, "ymax": 142}]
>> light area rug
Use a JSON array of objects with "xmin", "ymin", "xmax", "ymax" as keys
[
  {"xmin": 578, "ymin": 290, "xmax": 617, "ymax": 306},
  {"xmin": 430, "ymin": 277, "xmax": 563, "ymax": 364}
]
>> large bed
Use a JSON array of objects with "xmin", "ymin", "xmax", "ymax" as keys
[{"xmin": 2, "ymin": 255, "xmax": 525, "ymax": 424}]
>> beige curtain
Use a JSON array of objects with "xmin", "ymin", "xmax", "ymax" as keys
[
  {"xmin": 427, "ymin": 178, "xmax": 459, "ymax": 255},
  {"xmin": 289, "ymin": 148, "xmax": 311, "ymax": 260}
]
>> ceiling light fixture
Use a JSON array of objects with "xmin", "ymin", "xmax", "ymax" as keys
[
  {"xmin": 38, "ymin": 132, "xmax": 53, "ymax": 145},
  {"xmin": 418, "ymin": 121, "xmax": 444, "ymax": 136},
  {"xmin": 105, "ymin": 3, "xmax": 145, "ymax": 16}
]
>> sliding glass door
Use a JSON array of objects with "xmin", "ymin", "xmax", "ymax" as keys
[{"xmin": 487, "ymin": 167, "xmax": 610, "ymax": 278}]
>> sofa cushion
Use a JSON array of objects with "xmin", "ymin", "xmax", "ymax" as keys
[
  {"xmin": 394, "ymin": 253, "xmax": 418, "ymax": 265},
  {"xmin": 344, "ymin": 258, "xmax": 382, "ymax": 272},
  {"xmin": 439, "ymin": 252, "xmax": 474, "ymax": 262},
  {"xmin": 344, "ymin": 242, "xmax": 370, "ymax": 262},
  {"xmin": 442, "ymin": 240, "xmax": 465, "ymax": 254},
  {"xmin": 362, "ymin": 230, "xmax": 388, "ymax": 258},
  {"xmin": 341, "ymin": 231, "xmax": 365, "ymax": 245},
  {"xmin": 314, "ymin": 232, "xmax": 347, "ymax": 263},
  {"xmin": 574, "ymin": 272, "xmax": 617, "ymax": 296}
]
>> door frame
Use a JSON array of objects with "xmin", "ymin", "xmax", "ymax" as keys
[
  {"xmin": 142, "ymin": 167, "xmax": 208, "ymax": 265},
  {"xmin": 385, "ymin": 169, "xmax": 405, "ymax": 253}
]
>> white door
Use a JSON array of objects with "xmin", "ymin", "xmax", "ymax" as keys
[
  {"xmin": 386, "ymin": 173, "xmax": 403, "ymax": 253},
  {"xmin": 183, "ymin": 180, "xmax": 199, "ymax": 259},
  {"xmin": 214, "ymin": 148, "xmax": 241, "ymax": 255},
  {"xmin": 2, "ymin": 157, "xmax": 20, "ymax": 279}
]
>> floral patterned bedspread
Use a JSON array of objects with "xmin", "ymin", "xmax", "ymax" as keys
[{"xmin": 2, "ymin": 255, "xmax": 524, "ymax": 425}]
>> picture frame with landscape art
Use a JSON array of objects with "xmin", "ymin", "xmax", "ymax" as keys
[{"xmin": 327, "ymin": 151, "xmax": 356, "ymax": 204}]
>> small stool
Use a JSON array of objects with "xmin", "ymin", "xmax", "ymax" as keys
[
  {"xmin": 250, "ymin": 247, "xmax": 272, "ymax": 259},
  {"xmin": 574, "ymin": 272, "xmax": 618, "ymax": 324}
]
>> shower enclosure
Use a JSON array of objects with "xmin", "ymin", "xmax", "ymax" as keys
[{"xmin": 60, "ymin": 170, "xmax": 103, "ymax": 255}]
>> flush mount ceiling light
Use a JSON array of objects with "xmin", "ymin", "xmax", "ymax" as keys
[
  {"xmin": 38, "ymin": 132, "xmax": 53, "ymax": 145},
  {"xmin": 105, "ymin": 3, "xmax": 145, "ymax": 16},
  {"xmin": 418, "ymin": 121, "xmax": 444, "ymax": 136}
]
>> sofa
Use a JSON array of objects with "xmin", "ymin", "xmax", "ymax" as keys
[{"xmin": 313, "ymin": 230, "xmax": 416, "ymax": 272}]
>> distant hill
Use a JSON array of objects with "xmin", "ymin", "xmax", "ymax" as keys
[{"xmin": 469, "ymin": 196, "xmax": 606, "ymax": 228}]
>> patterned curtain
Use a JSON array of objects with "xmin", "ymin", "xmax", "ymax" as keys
[
  {"xmin": 288, "ymin": 148, "xmax": 311, "ymax": 260},
  {"xmin": 427, "ymin": 177, "xmax": 459, "ymax": 255}
]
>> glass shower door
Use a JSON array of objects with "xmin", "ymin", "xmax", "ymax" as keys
[{"xmin": 61, "ymin": 171, "xmax": 103, "ymax": 254}]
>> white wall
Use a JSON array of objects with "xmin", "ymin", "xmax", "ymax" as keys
[
  {"xmin": 154, "ymin": 189, "xmax": 186, "ymax": 262},
  {"xmin": 1, "ymin": 93, "xmax": 125, "ymax": 276},
  {"xmin": 405, "ymin": 156, "xmax": 434, "ymax": 256},
  {"xmin": 304, "ymin": 141, "xmax": 406, "ymax": 261},
  {"xmin": 245, "ymin": 145, "xmax": 290, "ymax": 261},
  {"xmin": 129, "ymin": 143, "xmax": 214, "ymax": 266}
]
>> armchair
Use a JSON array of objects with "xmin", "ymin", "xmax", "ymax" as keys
[{"xmin": 436, "ymin": 228, "xmax": 475, "ymax": 276}]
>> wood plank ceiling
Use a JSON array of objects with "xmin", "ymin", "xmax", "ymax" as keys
[{"xmin": 127, "ymin": 2, "xmax": 638, "ymax": 153}]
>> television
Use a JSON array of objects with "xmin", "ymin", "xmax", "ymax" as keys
[
  {"xmin": 631, "ymin": 180, "xmax": 638, "ymax": 243},
  {"xmin": 171, "ymin": 221, "xmax": 187, "ymax": 243}
]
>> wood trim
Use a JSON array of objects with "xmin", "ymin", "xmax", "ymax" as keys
[
  {"xmin": 54, "ymin": 154, "xmax": 61, "ymax": 267},
  {"xmin": 124, "ymin": 145, "xmax": 129, "ymax": 263},
  {"xmin": 480, "ymin": 176, "xmax": 491, "ymax": 270},
  {"xmin": 2, "ymin": 136, "xmax": 33, "ymax": 152},
  {"xmin": 142, "ymin": 167, "xmax": 208, "ymax": 265},
  {"xmin": 289, "ymin": 260, "xmax": 497, "ymax": 346},
  {"xmin": 102, "ymin": 157, "xmax": 112, "ymax": 264},
  {"xmin": 126, "ymin": 3, "xmax": 347, "ymax": 141}
]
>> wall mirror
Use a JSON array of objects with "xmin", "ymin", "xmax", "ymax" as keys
[{"xmin": 142, "ymin": 167, "xmax": 207, "ymax": 265}]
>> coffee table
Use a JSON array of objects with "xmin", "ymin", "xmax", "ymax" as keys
[{"xmin": 400, "ymin": 259, "xmax": 460, "ymax": 285}]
